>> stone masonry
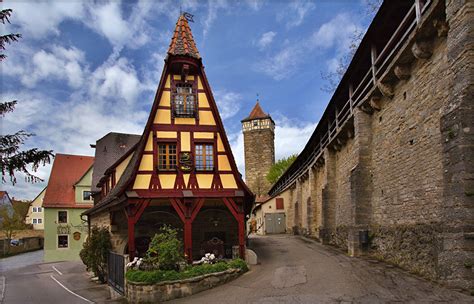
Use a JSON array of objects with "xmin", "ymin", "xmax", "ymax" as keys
[{"xmin": 264, "ymin": 0, "xmax": 474, "ymax": 291}]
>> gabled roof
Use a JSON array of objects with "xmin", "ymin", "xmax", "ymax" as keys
[
  {"xmin": 91, "ymin": 132, "xmax": 141, "ymax": 192},
  {"xmin": 43, "ymin": 154, "xmax": 94, "ymax": 208},
  {"xmin": 168, "ymin": 14, "xmax": 201, "ymax": 59},
  {"xmin": 241, "ymin": 102, "xmax": 273, "ymax": 123}
]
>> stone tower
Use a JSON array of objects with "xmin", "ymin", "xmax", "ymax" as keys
[{"xmin": 241, "ymin": 102, "xmax": 275, "ymax": 197}]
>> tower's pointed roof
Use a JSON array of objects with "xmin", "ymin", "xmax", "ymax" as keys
[
  {"xmin": 168, "ymin": 14, "xmax": 201, "ymax": 59},
  {"xmin": 241, "ymin": 102, "xmax": 273, "ymax": 122}
]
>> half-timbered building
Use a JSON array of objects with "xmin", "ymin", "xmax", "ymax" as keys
[{"xmin": 84, "ymin": 14, "xmax": 253, "ymax": 262}]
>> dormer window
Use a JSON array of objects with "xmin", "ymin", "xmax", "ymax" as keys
[{"xmin": 173, "ymin": 83, "xmax": 196, "ymax": 117}]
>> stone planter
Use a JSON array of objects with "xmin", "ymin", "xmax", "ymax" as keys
[{"xmin": 126, "ymin": 268, "xmax": 243, "ymax": 303}]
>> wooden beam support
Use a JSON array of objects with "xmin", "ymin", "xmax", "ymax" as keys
[
  {"xmin": 394, "ymin": 64, "xmax": 411, "ymax": 80},
  {"xmin": 411, "ymin": 40, "xmax": 433, "ymax": 59},
  {"xmin": 377, "ymin": 81, "xmax": 394, "ymax": 98}
]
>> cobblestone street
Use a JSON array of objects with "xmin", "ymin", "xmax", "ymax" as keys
[{"xmin": 171, "ymin": 235, "xmax": 473, "ymax": 303}]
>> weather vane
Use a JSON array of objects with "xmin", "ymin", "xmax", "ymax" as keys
[
  {"xmin": 183, "ymin": 12, "xmax": 194, "ymax": 22},
  {"xmin": 256, "ymin": 93, "xmax": 260, "ymax": 102}
]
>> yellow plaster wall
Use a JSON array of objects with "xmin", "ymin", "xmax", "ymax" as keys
[
  {"xmin": 175, "ymin": 118, "xmax": 196, "ymax": 125},
  {"xmin": 164, "ymin": 75, "xmax": 170, "ymax": 88},
  {"xmin": 173, "ymin": 75, "xmax": 181, "ymax": 80},
  {"xmin": 186, "ymin": 75, "xmax": 195, "ymax": 81},
  {"xmin": 198, "ymin": 93, "xmax": 210, "ymax": 108},
  {"xmin": 196, "ymin": 174, "xmax": 213, "ymax": 189},
  {"xmin": 158, "ymin": 175, "xmax": 176, "ymax": 189},
  {"xmin": 198, "ymin": 76, "xmax": 204, "ymax": 90},
  {"xmin": 181, "ymin": 132, "xmax": 191, "ymax": 151},
  {"xmin": 194, "ymin": 132, "xmax": 214, "ymax": 139},
  {"xmin": 217, "ymin": 134, "xmax": 225, "ymax": 152},
  {"xmin": 220, "ymin": 174, "xmax": 238, "ymax": 189},
  {"xmin": 199, "ymin": 111, "xmax": 216, "ymax": 126},
  {"xmin": 116, "ymin": 153, "xmax": 133, "ymax": 182},
  {"xmin": 159, "ymin": 91, "xmax": 170, "ymax": 107},
  {"xmin": 218, "ymin": 155, "xmax": 231, "ymax": 171},
  {"xmin": 183, "ymin": 174, "xmax": 190, "ymax": 188},
  {"xmin": 133, "ymin": 174, "xmax": 151, "ymax": 190},
  {"xmin": 139, "ymin": 155, "xmax": 153, "ymax": 171},
  {"xmin": 145, "ymin": 133, "xmax": 153, "ymax": 151},
  {"xmin": 154, "ymin": 109, "xmax": 171, "ymax": 124},
  {"xmin": 157, "ymin": 131, "xmax": 177, "ymax": 139}
]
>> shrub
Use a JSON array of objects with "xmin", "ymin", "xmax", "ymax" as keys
[
  {"xmin": 147, "ymin": 225, "xmax": 184, "ymax": 270},
  {"xmin": 126, "ymin": 259, "xmax": 248, "ymax": 284},
  {"xmin": 80, "ymin": 226, "xmax": 111, "ymax": 283}
]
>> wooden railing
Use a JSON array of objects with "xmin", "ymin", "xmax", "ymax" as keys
[{"xmin": 269, "ymin": 0, "xmax": 432, "ymax": 197}]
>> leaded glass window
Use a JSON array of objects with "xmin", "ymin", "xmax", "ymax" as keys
[
  {"xmin": 158, "ymin": 144, "xmax": 177, "ymax": 170},
  {"xmin": 174, "ymin": 84, "xmax": 195, "ymax": 117},
  {"xmin": 195, "ymin": 144, "xmax": 214, "ymax": 171}
]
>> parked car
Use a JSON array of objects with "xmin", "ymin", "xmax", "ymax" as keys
[{"xmin": 10, "ymin": 239, "xmax": 20, "ymax": 246}]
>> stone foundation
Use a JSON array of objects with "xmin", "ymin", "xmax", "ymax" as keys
[{"xmin": 126, "ymin": 268, "xmax": 243, "ymax": 303}]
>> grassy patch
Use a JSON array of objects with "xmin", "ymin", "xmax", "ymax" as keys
[{"xmin": 126, "ymin": 258, "xmax": 248, "ymax": 284}]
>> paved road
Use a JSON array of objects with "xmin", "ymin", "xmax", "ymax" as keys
[
  {"xmin": 0, "ymin": 250, "xmax": 44, "ymax": 273},
  {"xmin": 171, "ymin": 235, "xmax": 473, "ymax": 303},
  {"xmin": 1, "ymin": 259, "xmax": 122, "ymax": 304}
]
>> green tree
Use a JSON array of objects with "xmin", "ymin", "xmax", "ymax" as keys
[
  {"xmin": 0, "ymin": 205, "xmax": 27, "ymax": 254},
  {"xmin": 1, "ymin": 9, "xmax": 54, "ymax": 184},
  {"xmin": 147, "ymin": 225, "xmax": 184, "ymax": 270},
  {"xmin": 80, "ymin": 226, "xmax": 112, "ymax": 283},
  {"xmin": 266, "ymin": 154, "xmax": 298, "ymax": 185}
]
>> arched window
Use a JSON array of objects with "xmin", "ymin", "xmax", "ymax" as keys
[{"xmin": 173, "ymin": 83, "xmax": 196, "ymax": 117}]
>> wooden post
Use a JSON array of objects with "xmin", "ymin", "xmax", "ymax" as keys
[
  {"xmin": 223, "ymin": 198, "xmax": 246, "ymax": 259},
  {"xmin": 128, "ymin": 219, "xmax": 136, "ymax": 260},
  {"xmin": 184, "ymin": 220, "xmax": 193, "ymax": 263},
  {"xmin": 371, "ymin": 44, "xmax": 377, "ymax": 85},
  {"xmin": 415, "ymin": 0, "xmax": 421, "ymax": 24},
  {"xmin": 126, "ymin": 199, "xmax": 150, "ymax": 261},
  {"xmin": 349, "ymin": 84, "xmax": 354, "ymax": 114}
]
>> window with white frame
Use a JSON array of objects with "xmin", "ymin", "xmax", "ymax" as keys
[
  {"xmin": 37, "ymin": 207, "xmax": 42, "ymax": 212},
  {"xmin": 58, "ymin": 211, "xmax": 67, "ymax": 224},
  {"xmin": 33, "ymin": 219, "xmax": 37, "ymax": 224},
  {"xmin": 38, "ymin": 219, "xmax": 42, "ymax": 224},
  {"xmin": 32, "ymin": 207, "xmax": 37, "ymax": 212}
]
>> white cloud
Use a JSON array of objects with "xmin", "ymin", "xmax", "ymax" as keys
[
  {"xmin": 6, "ymin": 1, "xmax": 85, "ymax": 38},
  {"xmin": 257, "ymin": 31, "xmax": 277, "ymax": 49},
  {"xmin": 311, "ymin": 13, "xmax": 360, "ymax": 52},
  {"xmin": 87, "ymin": 2, "xmax": 131, "ymax": 47},
  {"xmin": 255, "ymin": 45, "xmax": 301, "ymax": 80},
  {"xmin": 246, "ymin": 0, "xmax": 264, "ymax": 11},
  {"xmin": 91, "ymin": 58, "xmax": 144, "ymax": 105},
  {"xmin": 277, "ymin": 0, "xmax": 315, "ymax": 28},
  {"xmin": 203, "ymin": 0, "xmax": 228, "ymax": 37},
  {"xmin": 214, "ymin": 90, "xmax": 242, "ymax": 120},
  {"xmin": 3, "ymin": 45, "xmax": 86, "ymax": 89},
  {"xmin": 257, "ymin": 12, "xmax": 361, "ymax": 80}
]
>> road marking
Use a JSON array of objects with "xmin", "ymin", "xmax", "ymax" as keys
[
  {"xmin": 52, "ymin": 266, "xmax": 63, "ymax": 275},
  {"xmin": 0, "ymin": 276, "xmax": 5, "ymax": 304},
  {"xmin": 49, "ymin": 275, "xmax": 94, "ymax": 303}
]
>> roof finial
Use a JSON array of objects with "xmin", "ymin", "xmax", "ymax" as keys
[{"xmin": 256, "ymin": 93, "xmax": 259, "ymax": 103}]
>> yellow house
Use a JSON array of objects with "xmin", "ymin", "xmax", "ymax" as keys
[
  {"xmin": 85, "ymin": 14, "xmax": 254, "ymax": 262},
  {"xmin": 25, "ymin": 187, "xmax": 46, "ymax": 230}
]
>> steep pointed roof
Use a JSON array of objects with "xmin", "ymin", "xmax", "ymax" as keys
[
  {"xmin": 241, "ymin": 102, "xmax": 273, "ymax": 122},
  {"xmin": 168, "ymin": 14, "xmax": 201, "ymax": 59}
]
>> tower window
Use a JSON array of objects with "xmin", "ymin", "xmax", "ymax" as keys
[
  {"xmin": 173, "ymin": 83, "xmax": 196, "ymax": 117},
  {"xmin": 158, "ymin": 144, "xmax": 177, "ymax": 170},
  {"xmin": 195, "ymin": 144, "xmax": 214, "ymax": 171}
]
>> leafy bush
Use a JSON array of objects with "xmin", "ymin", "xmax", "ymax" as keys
[
  {"xmin": 266, "ymin": 154, "xmax": 298, "ymax": 185},
  {"xmin": 147, "ymin": 225, "xmax": 184, "ymax": 270},
  {"xmin": 126, "ymin": 259, "xmax": 248, "ymax": 284},
  {"xmin": 80, "ymin": 226, "xmax": 111, "ymax": 283}
]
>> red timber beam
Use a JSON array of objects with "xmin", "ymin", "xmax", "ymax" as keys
[
  {"xmin": 170, "ymin": 198, "xmax": 205, "ymax": 263},
  {"xmin": 223, "ymin": 197, "xmax": 245, "ymax": 259},
  {"xmin": 125, "ymin": 199, "xmax": 150, "ymax": 261}
]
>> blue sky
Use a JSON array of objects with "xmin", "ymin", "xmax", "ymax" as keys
[{"xmin": 1, "ymin": 0, "xmax": 378, "ymax": 199}]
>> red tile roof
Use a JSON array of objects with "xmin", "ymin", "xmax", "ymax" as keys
[
  {"xmin": 43, "ymin": 154, "xmax": 94, "ymax": 208},
  {"xmin": 168, "ymin": 14, "xmax": 201, "ymax": 59},
  {"xmin": 242, "ymin": 102, "xmax": 272, "ymax": 122}
]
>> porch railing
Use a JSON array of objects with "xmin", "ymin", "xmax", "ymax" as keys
[{"xmin": 108, "ymin": 251, "xmax": 125, "ymax": 295}]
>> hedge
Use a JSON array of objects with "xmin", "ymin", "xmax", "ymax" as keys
[{"xmin": 126, "ymin": 258, "xmax": 248, "ymax": 284}]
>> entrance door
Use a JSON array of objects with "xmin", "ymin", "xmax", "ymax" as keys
[{"xmin": 265, "ymin": 213, "xmax": 286, "ymax": 234}]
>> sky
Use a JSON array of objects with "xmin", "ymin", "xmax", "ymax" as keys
[{"xmin": 1, "ymin": 0, "xmax": 378, "ymax": 200}]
